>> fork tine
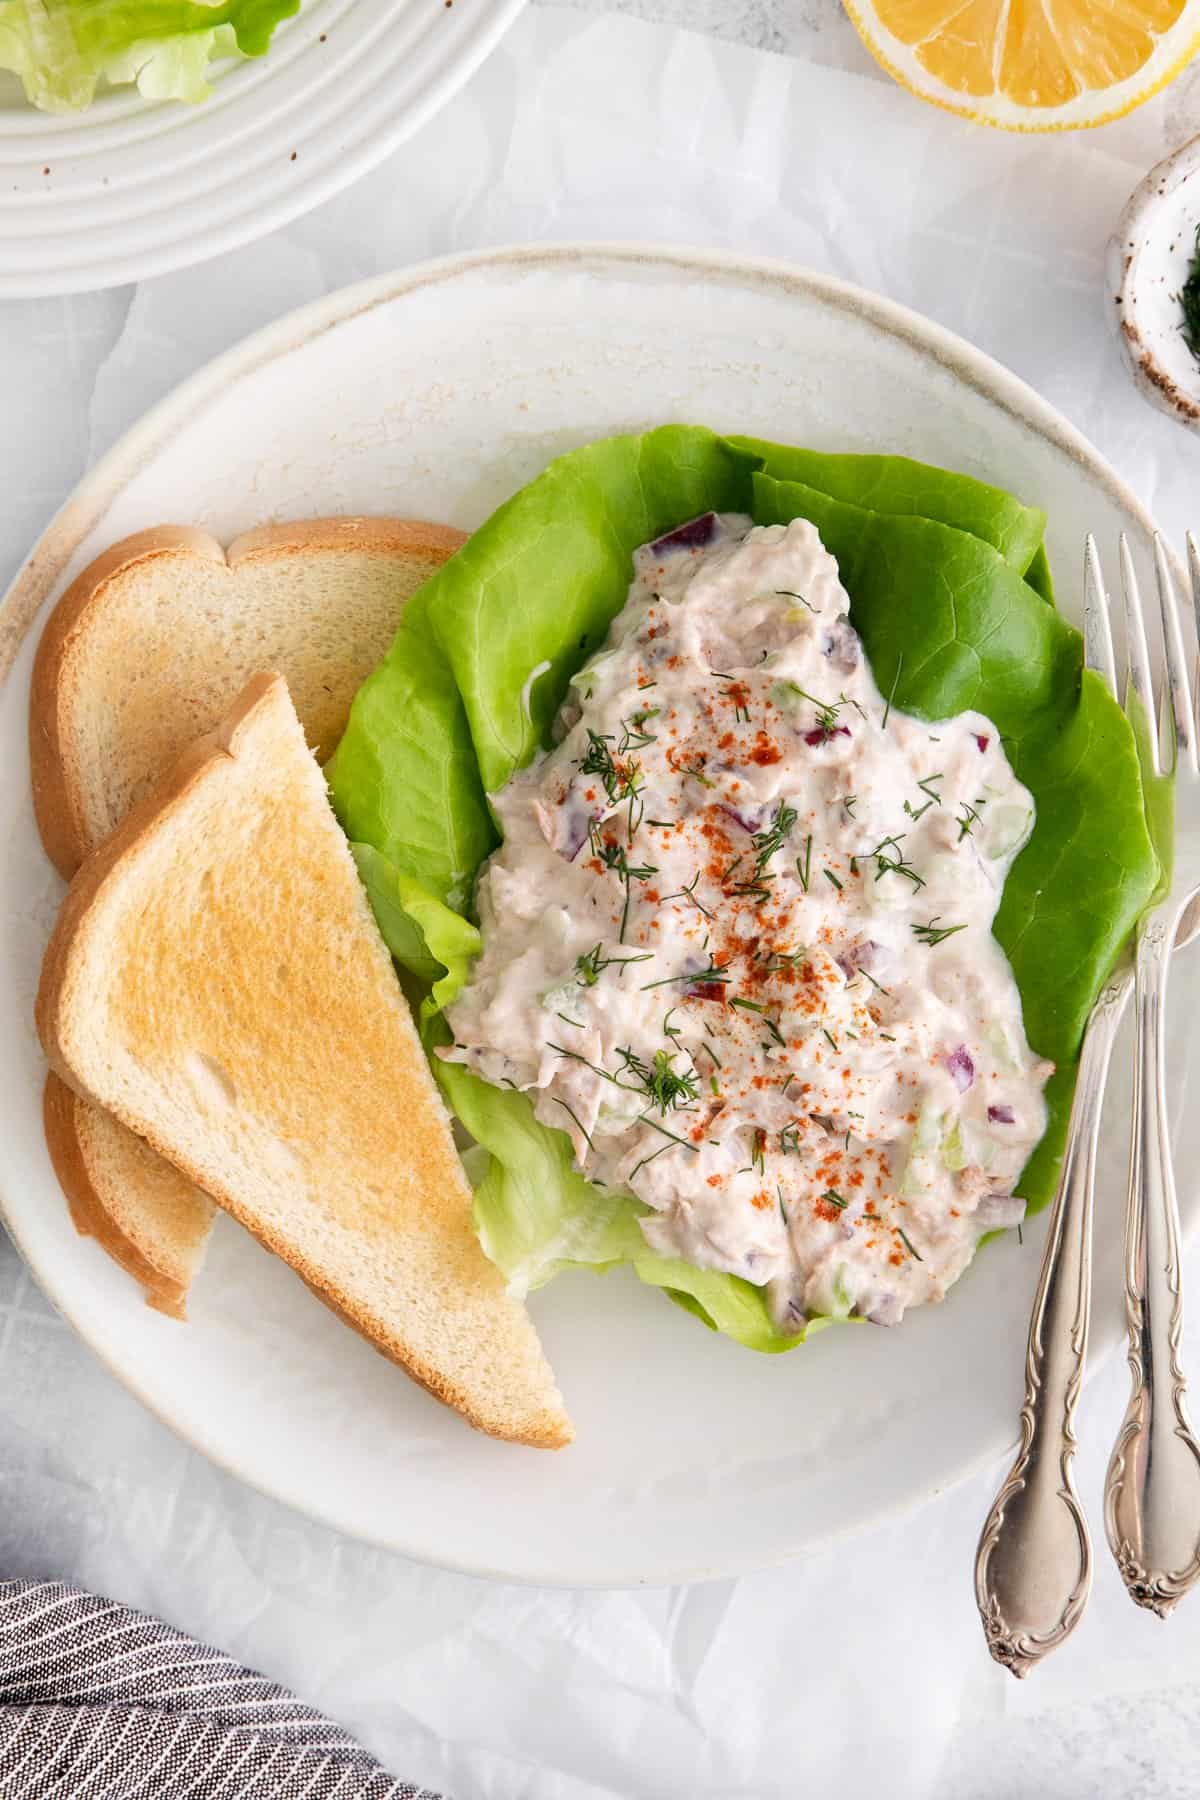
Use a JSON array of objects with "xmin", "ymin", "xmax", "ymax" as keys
[
  {"xmin": 1153, "ymin": 534, "xmax": 1194, "ymax": 774},
  {"xmin": 1084, "ymin": 536, "xmax": 1118, "ymax": 697},
  {"xmin": 1187, "ymin": 531, "xmax": 1200, "ymax": 708},
  {"xmin": 1120, "ymin": 534, "xmax": 1162, "ymax": 781}
]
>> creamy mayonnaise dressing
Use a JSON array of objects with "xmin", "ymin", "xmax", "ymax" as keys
[{"xmin": 443, "ymin": 513, "xmax": 1052, "ymax": 1331}]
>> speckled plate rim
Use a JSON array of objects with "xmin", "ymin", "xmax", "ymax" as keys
[
  {"xmin": 0, "ymin": 0, "xmax": 529, "ymax": 298},
  {"xmin": 0, "ymin": 243, "xmax": 1179, "ymax": 1585},
  {"xmin": 0, "ymin": 241, "xmax": 1171, "ymax": 684}
]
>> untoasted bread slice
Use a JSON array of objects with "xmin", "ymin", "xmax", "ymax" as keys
[
  {"xmin": 31, "ymin": 517, "xmax": 464, "ymax": 1315},
  {"xmin": 37, "ymin": 674, "xmax": 571, "ymax": 1448}
]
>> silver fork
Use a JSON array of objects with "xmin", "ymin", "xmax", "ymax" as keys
[
  {"xmin": 975, "ymin": 541, "xmax": 1132, "ymax": 1678},
  {"xmin": 1104, "ymin": 534, "xmax": 1200, "ymax": 1616}
]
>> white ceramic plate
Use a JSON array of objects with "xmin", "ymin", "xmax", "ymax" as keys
[
  {"xmin": 0, "ymin": 0, "xmax": 525, "ymax": 297},
  {"xmin": 0, "ymin": 245, "xmax": 1191, "ymax": 1586}
]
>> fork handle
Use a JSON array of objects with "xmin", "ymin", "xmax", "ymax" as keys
[
  {"xmin": 975, "ymin": 972, "xmax": 1128, "ymax": 1677},
  {"xmin": 1104, "ymin": 909, "xmax": 1200, "ymax": 1616}
]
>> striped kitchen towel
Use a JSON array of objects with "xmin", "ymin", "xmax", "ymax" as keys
[{"xmin": 0, "ymin": 1581, "xmax": 444, "ymax": 1798}]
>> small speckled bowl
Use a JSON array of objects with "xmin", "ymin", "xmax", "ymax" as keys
[{"xmin": 1109, "ymin": 133, "xmax": 1200, "ymax": 428}]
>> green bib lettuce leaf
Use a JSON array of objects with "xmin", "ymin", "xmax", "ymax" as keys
[
  {"xmin": 0, "ymin": 0, "xmax": 298, "ymax": 112},
  {"xmin": 328, "ymin": 427, "xmax": 1159, "ymax": 1351},
  {"xmin": 332, "ymin": 427, "xmax": 758, "ymax": 908},
  {"xmin": 352, "ymin": 837, "xmax": 814, "ymax": 1351},
  {"xmin": 728, "ymin": 439, "xmax": 1048, "ymax": 577}
]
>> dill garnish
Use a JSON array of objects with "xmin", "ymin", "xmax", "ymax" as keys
[
  {"xmin": 578, "ymin": 728, "xmax": 617, "ymax": 787},
  {"xmin": 614, "ymin": 1047, "xmax": 699, "ymax": 1114},
  {"xmin": 882, "ymin": 655, "xmax": 904, "ymax": 729},
  {"xmin": 548, "ymin": 1043, "xmax": 640, "ymax": 1091},
  {"xmin": 552, "ymin": 1096, "xmax": 596, "ymax": 1150},
  {"xmin": 629, "ymin": 1142, "xmax": 674, "ymax": 1179},
  {"xmin": 956, "ymin": 801, "xmax": 982, "ymax": 841},
  {"xmin": 752, "ymin": 802, "xmax": 798, "ymax": 873},
  {"xmin": 898, "ymin": 1226, "xmax": 923, "ymax": 1262},
  {"xmin": 873, "ymin": 834, "xmax": 925, "ymax": 890},
  {"xmin": 637, "ymin": 1113, "xmax": 700, "ymax": 1151},
  {"xmin": 912, "ymin": 918, "xmax": 968, "ymax": 947},
  {"xmin": 904, "ymin": 772, "xmax": 943, "ymax": 821},
  {"xmin": 618, "ymin": 710, "xmax": 659, "ymax": 752},
  {"xmin": 593, "ymin": 836, "xmax": 657, "ymax": 940},
  {"xmin": 797, "ymin": 835, "xmax": 813, "ymax": 891},
  {"xmin": 641, "ymin": 955, "xmax": 730, "ymax": 991},
  {"xmin": 788, "ymin": 686, "xmax": 844, "ymax": 736},
  {"xmin": 659, "ymin": 870, "xmax": 714, "ymax": 919},
  {"xmin": 1182, "ymin": 224, "xmax": 1200, "ymax": 365},
  {"xmin": 576, "ymin": 943, "xmax": 654, "ymax": 984},
  {"xmin": 820, "ymin": 1189, "xmax": 847, "ymax": 1210}
]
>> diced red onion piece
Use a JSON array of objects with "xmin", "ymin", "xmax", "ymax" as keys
[
  {"xmin": 836, "ymin": 938, "xmax": 883, "ymax": 980},
  {"xmin": 945, "ymin": 1045, "xmax": 975, "ymax": 1091},
  {"xmin": 803, "ymin": 725, "xmax": 852, "ymax": 747},
  {"xmin": 717, "ymin": 801, "xmax": 766, "ymax": 834},
  {"xmin": 974, "ymin": 733, "xmax": 990, "ymax": 752},
  {"xmin": 556, "ymin": 696, "xmax": 582, "ymax": 736},
  {"xmin": 650, "ymin": 513, "xmax": 719, "ymax": 554},
  {"xmin": 975, "ymin": 1194, "xmax": 1026, "ymax": 1230},
  {"xmin": 867, "ymin": 1293, "xmax": 903, "ymax": 1327},
  {"xmin": 987, "ymin": 1104, "xmax": 1016, "ymax": 1125},
  {"xmin": 561, "ymin": 803, "xmax": 595, "ymax": 861},
  {"xmin": 820, "ymin": 620, "xmax": 860, "ymax": 674}
]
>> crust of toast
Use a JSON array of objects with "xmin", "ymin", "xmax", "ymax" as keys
[
  {"xmin": 30, "ymin": 516, "xmax": 465, "ymax": 1315},
  {"xmin": 43, "ymin": 1074, "xmax": 190, "ymax": 1320},
  {"xmin": 30, "ymin": 516, "xmax": 466, "ymax": 881},
  {"xmin": 37, "ymin": 675, "xmax": 571, "ymax": 1449}
]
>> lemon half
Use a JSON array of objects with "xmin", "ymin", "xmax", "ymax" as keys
[{"xmin": 844, "ymin": 0, "xmax": 1200, "ymax": 131}]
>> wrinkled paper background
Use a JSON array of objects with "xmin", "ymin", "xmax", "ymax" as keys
[{"xmin": 5, "ymin": 6, "xmax": 1200, "ymax": 1794}]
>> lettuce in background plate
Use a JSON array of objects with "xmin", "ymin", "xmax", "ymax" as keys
[
  {"xmin": 0, "ymin": 0, "xmax": 298, "ymax": 112},
  {"xmin": 328, "ymin": 426, "xmax": 1158, "ymax": 1351}
]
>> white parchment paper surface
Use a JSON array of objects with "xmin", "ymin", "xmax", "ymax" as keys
[{"xmin": 5, "ymin": 8, "xmax": 1200, "ymax": 1795}]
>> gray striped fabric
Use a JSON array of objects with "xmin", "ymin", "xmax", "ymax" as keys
[{"xmin": 0, "ymin": 1582, "xmax": 444, "ymax": 1799}]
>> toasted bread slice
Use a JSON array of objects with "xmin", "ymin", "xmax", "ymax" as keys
[
  {"xmin": 43, "ymin": 1078, "xmax": 213, "ymax": 1319},
  {"xmin": 31, "ymin": 518, "xmax": 464, "ymax": 1315},
  {"xmin": 37, "ymin": 674, "xmax": 571, "ymax": 1448}
]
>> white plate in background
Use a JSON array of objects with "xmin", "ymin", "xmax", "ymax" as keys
[
  {"xmin": 0, "ymin": 0, "xmax": 525, "ymax": 297},
  {"xmin": 0, "ymin": 244, "xmax": 1188, "ymax": 1584}
]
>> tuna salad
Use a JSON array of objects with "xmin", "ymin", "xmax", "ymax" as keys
[{"xmin": 442, "ymin": 512, "xmax": 1053, "ymax": 1333}]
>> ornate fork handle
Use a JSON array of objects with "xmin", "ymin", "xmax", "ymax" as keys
[
  {"xmin": 1104, "ymin": 906, "xmax": 1200, "ymax": 1616},
  {"xmin": 975, "ymin": 969, "xmax": 1130, "ymax": 1677}
]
